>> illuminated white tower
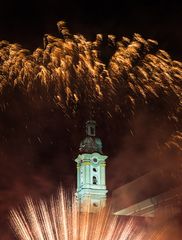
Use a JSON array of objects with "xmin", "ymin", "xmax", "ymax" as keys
[{"xmin": 75, "ymin": 120, "xmax": 108, "ymax": 212}]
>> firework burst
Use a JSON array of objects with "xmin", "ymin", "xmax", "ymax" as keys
[
  {"xmin": 0, "ymin": 21, "xmax": 181, "ymax": 152},
  {"xmin": 10, "ymin": 187, "xmax": 168, "ymax": 240}
]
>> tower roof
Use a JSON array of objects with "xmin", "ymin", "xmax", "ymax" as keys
[{"xmin": 79, "ymin": 120, "xmax": 103, "ymax": 154}]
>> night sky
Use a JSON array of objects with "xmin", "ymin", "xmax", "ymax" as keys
[
  {"xmin": 1, "ymin": 0, "xmax": 182, "ymax": 59},
  {"xmin": 0, "ymin": 0, "xmax": 182, "ymax": 239}
]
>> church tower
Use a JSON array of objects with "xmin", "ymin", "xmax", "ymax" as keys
[{"xmin": 75, "ymin": 120, "xmax": 108, "ymax": 212}]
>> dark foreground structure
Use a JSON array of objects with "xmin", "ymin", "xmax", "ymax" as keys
[{"xmin": 112, "ymin": 162, "xmax": 182, "ymax": 239}]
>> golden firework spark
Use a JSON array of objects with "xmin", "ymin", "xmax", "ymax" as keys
[
  {"xmin": 0, "ymin": 21, "xmax": 181, "ymax": 151},
  {"xmin": 10, "ymin": 188, "xmax": 168, "ymax": 240}
]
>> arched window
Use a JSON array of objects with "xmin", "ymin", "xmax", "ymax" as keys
[
  {"xmin": 93, "ymin": 176, "xmax": 97, "ymax": 185},
  {"xmin": 93, "ymin": 168, "xmax": 97, "ymax": 172},
  {"xmin": 90, "ymin": 126, "xmax": 95, "ymax": 135}
]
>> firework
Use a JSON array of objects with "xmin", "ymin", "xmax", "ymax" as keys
[
  {"xmin": 0, "ymin": 21, "xmax": 181, "ymax": 151},
  {"xmin": 0, "ymin": 21, "xmax": 181, "ymax": 114},
  {"xmin": 10, "ymin": 187, "xmax": 168, "ymax": 240},
  {"xmin": 0, "ymin": 21, "xmax": 182, "ymax": 154}
]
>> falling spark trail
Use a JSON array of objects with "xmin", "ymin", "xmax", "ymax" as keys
[
  {"xmin": 0, "ymin": 21, "xmax": 181, "ymax": 150},
  {"xmin": 10, "ymin": 188, "xmax": 168, "ymax": 240}
]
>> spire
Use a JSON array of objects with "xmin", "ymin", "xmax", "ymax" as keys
[{"xmin": 79, "ymin": 120, "xmax": 103, "ymax": 154}]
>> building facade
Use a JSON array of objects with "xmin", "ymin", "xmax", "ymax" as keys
[{"xmin": 112, "ymin": 165, "xmax": 182, "ymax": 219}]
